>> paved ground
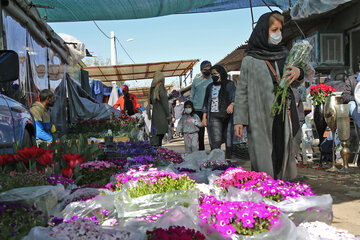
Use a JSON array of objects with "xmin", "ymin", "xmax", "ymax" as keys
[{"xmin": 163, "ymin": 135, "xmax": 360, "ymax": 236}]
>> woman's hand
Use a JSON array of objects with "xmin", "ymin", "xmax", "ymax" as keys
[
  {"xmin": 234, "ymin": 124, "xmax": 243, "ymax": 138},
  {"xmin": 283, "ymin": 66, "xmax": 300, "ymax": 84},
  {"xmin": 227, "ymin": 103, "xmax": 234, "ymax": 114},
  {"xmin": 202, "ymin": 118, "xmax": 207, "ymax": 127}
]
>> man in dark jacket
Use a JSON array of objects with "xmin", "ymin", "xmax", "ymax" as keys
[{"xmin": 342, "ymin": 73, "xmax": 360, "ymax": 127}]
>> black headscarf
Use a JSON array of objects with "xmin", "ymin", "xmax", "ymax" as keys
[{"xmin": 247, "ymin": 11, "xmax": 288, "ymax": 61}]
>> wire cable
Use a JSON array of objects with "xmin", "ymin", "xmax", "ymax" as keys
[
  {"xmin": 93, "ymin": 20, "xmax": 135, "ymax": 64},
  {"xmin": 115, "ymin": 37, "xmax": 136, "ymax": 64},
  {"xmin": 93, "ymin": 21, "xmax": 111, "ymax": 39}
]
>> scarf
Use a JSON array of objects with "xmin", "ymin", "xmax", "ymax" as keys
[{"xmin": 247, "ymin": 11, "xmax": 289, "ymax": 61}]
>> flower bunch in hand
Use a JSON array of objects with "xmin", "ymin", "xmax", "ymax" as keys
[
  {"xmin": 147, "ymin": 226, "xmax": 206, "ymax": 240},
  {"xmin": 309, "ymin": 84, "xmax": 336, "ymax": 106},
  {"xmin": 199, "ymin": 195, "xmax": 280, "ymax": 238}
]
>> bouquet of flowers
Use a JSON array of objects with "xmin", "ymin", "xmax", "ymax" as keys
[
  {"xmin": 147, "ymin": 226, "xmax": 206, "ymax": 240},
  {"xmin": 271, "ymin": 40, "xmax": 313, "ymax": 119},
  {"xmin": 199, "ymin": 195, "xmax": 281, "ymax": 238},
  {"xmin": 309, "ymin": 84, "xmax": 336, "ymax": 106}
]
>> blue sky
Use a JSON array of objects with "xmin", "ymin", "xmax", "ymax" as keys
[{"xmin": 49, "ymin": 7, "xmax": 279, "ymax": 88}]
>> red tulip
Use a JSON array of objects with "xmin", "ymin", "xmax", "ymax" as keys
[
  {"xmin": 16, "ymin": 146, "xmax": 38, "ymax": 164},
  {"xmin": 62, "ymin": 167, "xmax": 73, "ymax": 178},
  {"xmin": 0, "ymin": 153, "xmax": 16, "ymax": 165},
  {"xmin": 36, "ymin": 149, "xmax": 53, "ymax": 166}
]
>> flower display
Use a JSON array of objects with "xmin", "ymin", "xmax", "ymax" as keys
[
  {"xmin": 199, "ymin": 195, "xmax": 281, "ymax": 238},
  {"xmin": 214, "ymin": 167, "xmax": 315, "ymax": 202},
  {"xmin": 309, "ymin": 84, "xmax": 336, "ymax": 106},
  {"xmin": 0, "ymin": 146, "xmax": 54, "ymax": 169},
  {"xmin": 177, "ymin": 167, "xmax": 197, "ymax": 173},
  {"xmin": 107, "ymin": 166, "xmax": 195, "ymax": 198},
  {"xmin": 0, "ymin": 172, "xmax": 72, "ymax": 193},
  {"xmin": 115, "ymin": 141, "xmax": 157, "ymax": 158},
  {"xmin": 48, "ymin": 218, "xmax": 134, "ymax": 239},
  {"xmin": 0, "ymin": 202, "xmax": 48, "ymax": 239},
  {"xmin": 136, "ymin": 209, "xmax": 170, "ymax": 222},
  {"xmin": 77, "ymin": 160, "xmax": 120, "ymax": 185},
  {"xmin": 147, "ymin": 226, "xmax": 206, "ymax": 240},
  {"xmin": 70, "ymin": 115, "xmax": 138, "ymax": 138},
  {"xmin": 201, "ymin": 159, "xmax": 229, "ymax": 169},
  {"xmin": 156, "ymin": 148, "xmax": 184, "ymax": 164}
]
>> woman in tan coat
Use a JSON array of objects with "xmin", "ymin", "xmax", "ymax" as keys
[{"xmin": 147, "ymin": 71, "xmax": 170, "ymax": 147}]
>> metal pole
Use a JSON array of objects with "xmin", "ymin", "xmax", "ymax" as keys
[
  {"xmin": 110, "ymin": 31, "xmax": 117, "ymax": 65},
  {"xmin": 249, "ymin": 0, "xmax": 255, "ymax": 30},
  {"xmin": 260, "ymin": 0, "xmax": 273, "ymax": 11},
  {"xmin": 289, "ymin": 0, "xmax": 292, "ymax": 8}
]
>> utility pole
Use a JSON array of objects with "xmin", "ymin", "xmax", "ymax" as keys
[{"xmin": 110, "ymin": 31, "xmax": 117, "ymax": 65}]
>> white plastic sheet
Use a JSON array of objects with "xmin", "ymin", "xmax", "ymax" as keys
[
  {"xmin": 264, "ymin": 194, "xmax": 333, "ymax": 225},
  {"xmin": 61, "ymin": 189, "xmax": 118, "ymax": 220},
  {"xmin": 0, "ymin": 184, "xmax": 66, "ymax": 216},
  {"xmin": 58, "ymin": 33, "xmax": 86, "ymax": 64}
]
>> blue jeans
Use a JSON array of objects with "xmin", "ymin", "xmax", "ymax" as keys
[{"xmin": 349, "ymin": 101, "xmax": 360, "ymax": 128}]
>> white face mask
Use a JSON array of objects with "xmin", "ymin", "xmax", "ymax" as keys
[
  {"xmin": 268, "ymin": 32, "xmax": 282, "ymax": 45},
  {"xmin": 184, "ymin": 108, "xmax": 192, "ymax": 114}
]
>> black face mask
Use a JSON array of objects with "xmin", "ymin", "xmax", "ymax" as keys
[
  {"xmin": 202, "ymin": 71, "xmax": 210, "ymax": 77},
  {"xmin": 212, "ymin": 75, "xmax": 220, "ymax": 85}
]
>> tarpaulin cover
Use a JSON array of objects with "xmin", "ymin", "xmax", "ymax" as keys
[
  {"xmin": 32, "ymin": 0, "xmax": 298, "ymax": 22},
  {"xmin": 290, "ymin": 0, "xmax": 351, "ymax": 20},
  {"xmin": 66, "ymin": 74, "xmax": 121, "ymax": 123}
]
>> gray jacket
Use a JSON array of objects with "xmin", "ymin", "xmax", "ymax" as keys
[{"xmin": 176, "ymin": 114, "xmax": 202, "ymax": 133}]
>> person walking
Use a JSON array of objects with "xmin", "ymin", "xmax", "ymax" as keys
[
  {"xmin": 173, "ymin": 98, "xmax": 184, "ymax": 136},
  {"xmin": 202, "ymin": 65, "xmax": 236, "ymax": 160},
  {"xmin": 190, "ymin": 60, "xmax": 212, "ymax": 151},
  {"xmin": 147, "ymin": 71, "xmax": 170, "ymax": 147},
  {"xmin": 233, "ymin": 11, "xmax": 303, "ymax": 180},
  {"xmin": 176, "ymin": 100, "xmax": 202, "ymax": 154}
]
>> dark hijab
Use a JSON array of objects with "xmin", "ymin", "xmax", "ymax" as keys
[{"xmin": 247, "ymin": 11, "xmax": 288, "ymax": 61}]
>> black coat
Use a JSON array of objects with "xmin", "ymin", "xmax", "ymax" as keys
[
  {"xmin": 202, "ymin": 80, "xmax": 236, "ymax": 117},
  {"xmin": 342, "ymin": 74, "xmax": 358, "ymax": 104}
]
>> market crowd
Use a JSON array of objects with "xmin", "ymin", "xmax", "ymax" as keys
[{"xmin": 31, "ymin": 11, "xmax": 360, "ymax": 182}]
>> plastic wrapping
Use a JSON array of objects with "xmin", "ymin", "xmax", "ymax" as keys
[
  {"xmin": 291, "ymin": 0, "xmax": 351, "ymax": 20},
  {"xmin": 0, "ymin": 184, "xmax": 66, "ymax": 216},
  {"xmin": 54, "ymin": 187, "xmax": 102, "ymax": 214},
  {"xmin": 58, "ymin": 33, "xmax": 86, "ymax": 64},
  {"xmin": 115, "ymin": 188, "xmax": 199, "ymax": 221},
  {"xmin": 225, "ymin": 187, "xmax": 264, "ymax": 203},
  {"xmin": 28, "ymin": 33, "xmax": 49, "ymax": 90},
  {"xmin": 232, "ymin": 213, "xmax": 297, "ymax": 240},
  {"xmin": 25, "ymin": 223, "xmax": 144, "ymax": 240},
  {"xmin": 264, "ymin": 194, "xmax": 333, "ymax": 225},
  {"xmin": 61, "ymin": 189, "xmax": 118, "ymax": 220}
]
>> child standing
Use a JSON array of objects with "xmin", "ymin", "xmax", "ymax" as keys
[{"xmin": 177, "ymin": 100, "xmax": 202, "ymax": 154}]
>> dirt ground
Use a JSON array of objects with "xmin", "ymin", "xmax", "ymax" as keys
[{"xmin": 163, "ymin": 136, "xmax": 360, "ymax": 236}]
